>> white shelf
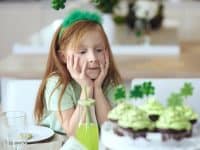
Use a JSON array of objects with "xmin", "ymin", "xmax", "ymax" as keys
[{"xmin": 112, "ymin": 45, "xmax": 180, "ymax": 56}]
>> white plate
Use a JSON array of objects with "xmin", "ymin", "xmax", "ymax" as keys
[{"xmin": 25, "ymin": 125, "xmax": 55, "ymax": 143}]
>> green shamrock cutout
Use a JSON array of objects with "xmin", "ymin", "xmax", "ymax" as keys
[
  {"xmin": 167, "ymin": 92, "xmax": 184, "ymax": 107},
  {"xmin": 114, "ymin": 85, "xmax": 126, "ymax": 102},
  {"xmin": 113, "ymin": 81, "xmax": 155, "ymax": 103},
  {"xmin": 51, "ymin": 0, "xmax": 66, "ymax": 10},
  {"xmin": 141, "ymin": 81, "xmax": 155, "ymax": 97},
  {"xmin": 129, "ymin": 85, "xmax": 143, "ymax": 99},
  {"xmin": 180, "ymin": 82, "xmax": 193, "ymax": 98}
]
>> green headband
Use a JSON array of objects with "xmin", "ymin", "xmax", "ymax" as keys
[{"xmin": 59, "ymin": 9, "xmax": 102, "ymax": 39}]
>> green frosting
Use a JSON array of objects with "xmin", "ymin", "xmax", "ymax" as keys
[
  {"xmin": 176, "ymin": 105, "xmax": 198, "ymax": 121},
  {"xmin": 156, "ymin": 107, "xmax": 191, "ymax": 131},
  {"xmin": 108, "ymin": 102, "xmax": 133, "ymax": 121},
  {"xmin": 118, "ymin": 108, "xmax": 153, "ymax": 131},
  {"xmin": 141, "ymin": 97, "xmax": 164, "ymax": 115}
]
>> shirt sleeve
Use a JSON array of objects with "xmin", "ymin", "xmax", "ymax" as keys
[{"xmin": 44, "ymin": 76, "xmax": 75, "ymax": 111}]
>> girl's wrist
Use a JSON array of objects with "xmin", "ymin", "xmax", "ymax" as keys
[
  {"xmin": 94, "ymin": 87, "xmax": 103, "ymax": 97},
  {"xmin": 94, "ymin": 82, "xmax": 102, "ymax": 90},
  {"xmin": 80, "ymin": 86, "xmax": 94, "ymax": 99}
]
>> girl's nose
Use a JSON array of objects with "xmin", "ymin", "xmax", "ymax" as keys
[{"xmin": 88, "ymin": 51, "xmax": 97, "ymax": 62}]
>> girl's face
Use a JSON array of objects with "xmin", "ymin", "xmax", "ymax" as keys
[{"xmin": 66, "ymin": 29, "xmax": 106, "ymax": 80}]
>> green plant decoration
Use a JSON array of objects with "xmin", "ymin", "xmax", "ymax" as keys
[
  {"xmin": 180, "ymin": 82, "xmax": 193, "ymax": 100},
  {"xmin": 51, "ymin": 0, "xmax": 66, "ymax": 10},
  {"xmin": 141, "ymin": 81, "xmax": 155, "ymax": 97},
  {"xmin": 113, "ymin": 85, "xmax": 126, "ymax": 102},
  {"xmin": 129, "ymin": 85, "xmax": 143, "ymax": 99},
  {"xmin": 51, "ymin": 0, "xmax": 119, "ymax": 13},
  {"xmin": 92, "ymin": 0, "xmax": 119, "ymax": 13},
  {"xmin": 167, "ymin": 92, "xmax": 184, "ymax": 107}
]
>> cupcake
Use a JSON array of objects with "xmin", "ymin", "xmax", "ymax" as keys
[
  {"xmin": 141, "ymin": 97, "xmax": 164, "ymax": 122},
  {"xmin": 176, "ymin": 105, "xmax": 198, "ymax": 125},
  {"xmin": 175, "ymin": 105, "xmax": 198, "ymax": 137},
  {"xmin": 117, "ymin": 106, "xmax": 153, "ymax": 139},
  {"xmin": 108, "ymin": 102, "xmax": 133, "ymax": 122},
  {"xmin": 156, "ymin": 107, "xmax": 192, "ymax": 141}
]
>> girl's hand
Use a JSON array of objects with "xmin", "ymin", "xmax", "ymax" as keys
[
  {"xmin": 94, "ymin": 51, "xmax": 109, "ymax": 89},
  {"xmin": 67, "ymin": 55, "xmax": 93, "ymax": 88}
]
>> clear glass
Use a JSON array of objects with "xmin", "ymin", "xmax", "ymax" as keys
[
  {"xmin": 0, "ymin": 111, "xmax": 27, "ymax": 150},
  {"xmin": 75, "ymin": 102, "xmax": 99, "ymax": 150}
]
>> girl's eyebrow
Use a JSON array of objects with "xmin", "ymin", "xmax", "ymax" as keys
[
  {"xmin": 77, "ymin": 44, "xmax": 86, "ymax": 48},
  {"xmin": 77, "ymin": 43, "xmax": 105, "ymax": 48},
  {"xmin": 95, "ymin": 44, "xmax": 104, "ymax": 48}
]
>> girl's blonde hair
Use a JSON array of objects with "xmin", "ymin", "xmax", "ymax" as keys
[{"xmin": 34, "ymin": 20, "xmax": 122, "ymax": 123}]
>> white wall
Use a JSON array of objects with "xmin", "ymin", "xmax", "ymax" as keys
[
  {"xmin": 164, "ymin": 1, "xmax": 200, "ymax": 42},
  {"xmin": 0, "ymin": 1, "xmax": 91, "ymax": 58},
  {"xmin": 1, "ymin": 78, "xmax": 41, "ymax": 125}
]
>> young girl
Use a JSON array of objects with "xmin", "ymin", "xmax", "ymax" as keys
[{"xmin": 34, "ymin": 9, "xmax": 122, "ymax": 136}]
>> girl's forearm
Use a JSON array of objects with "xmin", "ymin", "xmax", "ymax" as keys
[
  {"xmin": 60, "ymin": 105, "xmax": 82, "ymax": 136},
  {"xmin": 80, "ymin": 86, "xmax": 97, "ymax": 124},
  {"xmin": 62, "ymin": 86, "xmax": 95, "ymax": 136},
  {"xmin": 80, "ymin": 86, "xmax": 94, "ymax": 99},
  {"xmin": 94, "ymin": 87, "xmax": 111, "ymax": 125}
]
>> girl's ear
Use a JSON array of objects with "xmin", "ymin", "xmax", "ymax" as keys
[{"xmin": 58, "ymin": 50, "xmax": 66, "ymax": 63}]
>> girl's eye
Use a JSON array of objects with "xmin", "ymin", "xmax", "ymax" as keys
[
  {"xmin": 79, "ymin": 49, "xmax": 87, "ymax": 54},
  {"xmin": 96, "ymin": 48, "xmax": 103, "ymax": 52}
]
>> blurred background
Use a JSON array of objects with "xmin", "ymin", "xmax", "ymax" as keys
[
  {"xmin": 0, "ymin": 0, "xmax": 200, "ymax": 58},
  {"xmin": 0, "ymin": 0, "xmax": 200, "ymax": 122}
]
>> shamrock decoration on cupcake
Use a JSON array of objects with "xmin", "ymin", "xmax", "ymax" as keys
[
  {"xmin": 156, "ymin": 107, "xmax": 192, "ymax": 141},
  {"xmin": 113, "ymin": 85, "xmax": 126, "ymax": 103},
  {"xmin": 109, "ymin": 82, "xmax": 155, "ymax": 138},
  {"xmin": 110, "ymin": 81, "xmax": 162, "ymax": 124},
  {"xmin": 180, "ymin": 83, "xmax": 198, "ymax": 125},
  {"xmin": 167, "ymin": 82, "xmax": 198, "ymax": 126},
  {"xmin": 113, "ymin": 81, "xmax": 155, "ymax": 103},
  {"xmin": 132, "ymin": 81, "xmax": 165, "ymax": 122},
  {"xmin": 108, "ymin": 85, "xmax": 132, "ymax": 122},
  {"xmin": 130, "ymin": 81, "xmax": 155, "ymax": 100}
]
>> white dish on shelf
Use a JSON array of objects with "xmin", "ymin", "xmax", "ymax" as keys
[
  {"xmin": 112, "ymin": 45, "xmax": 180, "ymax": 56},
  {"xmin": 12, "ymin": 43, "xmax": 180, "ymax": 56}
]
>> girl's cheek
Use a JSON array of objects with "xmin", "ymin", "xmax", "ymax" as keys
[
  {"xmin": 101, "ymin": 55, "xmax": 106, "ymax": 65},
  {"xmin": 78, "ymin": 59, "xmax": 84, "ymax": 69},
  {"xmin": 100, "ymin": 59, "xmax": 105, "ymax": 65}
]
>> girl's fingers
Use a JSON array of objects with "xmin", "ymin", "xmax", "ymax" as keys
[
  {"xmin": 81, "ymin": 61, "xmax": 87, "ymax": 76},
  {"xmin": 100, "ymin": 63, "xmax": 104, "ymax": 76},
  {"xmin": 66, "ymin": 55, "xmax": 70, "ymax": 69},
  {"xmin": 106, "ymin": 51, "xmax": 109, "ymax": 65},
  {"xmin": 71, "ymin": 55, "xmax": 74, "ymax": 67},
  {"xmin": 104, "ymin": 50, "xmax": 109, "ymax": 70},
  {"xmin": 73, "ymin": 55, "xmax": 79, "ymax": 71},
  {"xmin": 68, "ymin": 55, "xmax": 72, "ymax": 67}
]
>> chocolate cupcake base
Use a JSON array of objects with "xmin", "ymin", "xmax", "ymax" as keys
[
  {"xmin": 114, "ymin": 126, "xmax": 147, "ymax": 139},
  {"xmin": 158, "ymin": 129, "xmax": 191, "ymax": 141},
  {"xmin": 132, "ymin": 129, "xmax": 147, "ymax": 139}
]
